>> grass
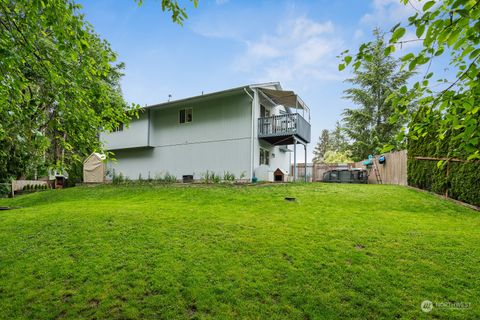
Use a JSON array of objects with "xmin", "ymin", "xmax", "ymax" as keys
[{"xmin": 0, "ymin": 183, "xmax": 479, "ymax": 319}]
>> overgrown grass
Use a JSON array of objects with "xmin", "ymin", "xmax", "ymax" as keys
[{"xmin": 0, "ymin": 184, "xmax": 478, "ymax": 319}]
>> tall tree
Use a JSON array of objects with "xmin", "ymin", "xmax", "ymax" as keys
[
  {"xmin": 0, "ymin": 0, "xmax": 198, "ymax": 183},
  {"xmin": 328, "ymin": 122, "xmax": 349, "ymax": 154},
  {"xmin": 340, "ymin": 29, "xmax": 413, "ymax": 161},
  {"xmin": 340, "ymin": 0, "xmax": 480, "ymax": 161},
  {"xmin": 312, "ymin": 129, "xmax": 330, "ymax": 163}
]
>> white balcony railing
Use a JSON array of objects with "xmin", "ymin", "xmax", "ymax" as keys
[{"xmin": 258, "ymin": 113, "xmax": 311, "ymax": 143}]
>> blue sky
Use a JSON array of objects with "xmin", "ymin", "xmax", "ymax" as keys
[{"xmin": 78, "ymin": 0, "xmax": 426, "ymax": 160}]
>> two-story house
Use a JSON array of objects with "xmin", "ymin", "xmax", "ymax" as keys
[{"xmin": 100, "ymin": 82, "xmax": 311, "ymax": 182}]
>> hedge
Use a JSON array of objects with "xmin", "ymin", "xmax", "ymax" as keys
[{"xmin": 408, "ymin": 119, "xmax": 480, "ymax": 207}]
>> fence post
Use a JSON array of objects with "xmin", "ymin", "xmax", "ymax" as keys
[{"xmin": 445, "ymin": 160, "xmax": 450, "ymax": 198}]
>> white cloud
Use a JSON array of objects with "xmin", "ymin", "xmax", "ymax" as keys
[
  {"xmin": 354, "ymin": 29, "xmax": 364, "ymax": 40},
  {"xmin": 232, "ymin": 17, "xmax": 344, "ymax": 87},
  {"xmin": 360, "ymin": 0, "xmax": 420, "ymax": 27},
  {"xmin": 358, "ymin": 0, "xmax": 423, "ymax": 50}
]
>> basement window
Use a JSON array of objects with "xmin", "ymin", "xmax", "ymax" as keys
[{"xmin": 179, "ymin": 108, "xmax": 193, "ymax": 124}]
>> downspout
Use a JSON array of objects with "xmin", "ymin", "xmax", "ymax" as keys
[
  {"xmin": 147, "ymin": 108, "xmax": 151, "ymax": 146},
  {"xmin": 244, "ymin": 87, "xmax": 255, "ymax": 181}
]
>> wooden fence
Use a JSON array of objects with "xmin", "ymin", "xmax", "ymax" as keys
[
  {"xmin": 353, "ymin": 150, "xmax": 408, "ymax": 185},
  {"xmin": 293, "ymin": 150, "xmax": 408, "ymax": 185},
  {"xmin": 292, "ymin": 163, "xmax": 356, "ymax": 182}
]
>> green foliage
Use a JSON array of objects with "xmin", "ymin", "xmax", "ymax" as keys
[
  {"xmin": 202, "ymin": 170, "xmax": 221, "ymax": 184},
  {"xmin": 323, "ymin": 150, "xmax": 353, "ymax": 164},
  {"xmin": 339, "ymin": 29, "xmax": 414, "ymax": 161},
  {"xmin": 0, "ymin": 0, "xmax": 140, "ymax": 183},
  {"xmin": 239, "ymin": 171, "xmax": 247, "ymax": 180},
  {"xmin": 163, "ymin": 172, "xmax": 178, "ymax": 183},
  {"xmin": 329, "ymin": 122, "xmax": 350, "ymax": 153},
  {"xmin": 112, "ymin": 172, "xmax": 126, "ymax": 184},
  {"xmin": 112, "ymin": 171, "xmax": 177, "ymax": 184},
  {"xmin": 135, "ymin": 0, "xmax": 198, "ymax": 25},
  {"xmin": 0, "ymin": 0, "xmax": 200, "ymax": 183},
  {"xmin": 0, "ymin": 183, "xmax": 10, "ymax": 197},
  {"xmin": 312, "ymin": 129, "xmax": 330, "ymax": 163},
  {"xmin": 0, "ymin": 184, "xmax": 478, "ymax": 318},
  {"xmin": 408, "ymin": 112, "xmax": 480, "ymax": 206},
  {"xmin": 223, "ymin": 171, "xmax": 236, "ymax": 182},
  {"xmin": 313, "ymin": 124, "xmax": 351, "ymax": 164},
  {"xmin": 340, "ymin": 0, "xmax": 480, "ymax": 161}
]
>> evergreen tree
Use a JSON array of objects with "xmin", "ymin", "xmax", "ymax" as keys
[
  {"xmin": 312, "ymin": 129, "xmax": 330, "ymax": 163},
  {"xmin": 340, "ymin": 29, "xmax": 413, "ymax": 161},
  {"xmin": 328, "ymin": 122, "xmax": 349, "ymax": 154}
]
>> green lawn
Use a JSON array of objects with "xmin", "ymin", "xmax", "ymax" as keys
[{"xmin": 0, "ymin": 184, "xmax": 478, "ymax": 319}]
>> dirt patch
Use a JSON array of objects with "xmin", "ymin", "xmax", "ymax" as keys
[
  {"xmin": 62, "ymin": 293, "xmax": 73, "ymax": 303},
  {"xmin": 55, "ymin": 310, "xmax": 67, "ymax": 319},
  {"xmin": 187, "ymin": 303, "xmax": 197, "ymax": 318},
  {"xmin": 282, "ymin": 252, "xmax": 294, "ymax": 264},
  {"xmin": 88, "ymin": 299, "xmax": 100, "ymax": 308}
]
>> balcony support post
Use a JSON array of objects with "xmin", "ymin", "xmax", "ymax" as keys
[
  {"xmin": 293, "ymin": 138, "xmax": 297, "ymax": 182},
  {"xmin": 304, "ymin": 143, "xmax": 307, "ymax": 182}
]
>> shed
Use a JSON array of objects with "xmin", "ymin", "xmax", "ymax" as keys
[{"xmin": 83, "ymin": 153, "xmax": 106, "ymax": 183}]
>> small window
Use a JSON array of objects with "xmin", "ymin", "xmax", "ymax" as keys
[
  {"xmin": 179, "ymin": 108, "xmax": 193, "ymax": 124},
  {"xmin": 113, "ymin": 123, "xmax": 124, "ymax": 132},
  {"xmin": 260, "ymin": 148, "xmax": 270, "ymax": 165}
]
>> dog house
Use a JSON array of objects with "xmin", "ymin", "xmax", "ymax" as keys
[
  {"xmin": 274, "ymin": 168, "xmax": 285, "ymax": 182},
  {"xmin": 83, "ymin": 153, "xmax": 106, "ymax": 183}
]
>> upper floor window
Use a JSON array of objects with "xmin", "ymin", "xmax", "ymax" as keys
[
  {"xmin": 179, "ymin": 108, "xmax": 193, "ymax": 124},
  {"xmin": 112, "ymin": 123, "xmax": 124, "ymax": 132}
]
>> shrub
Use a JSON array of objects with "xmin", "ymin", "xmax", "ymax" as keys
[
  {"xmin": 408, "ymin": 112, "xmax": 480, "ymax": 206},
  {"xmin": 223, "ymin": 171, "xmax": 235, "ymax": 182},
  {"xmin": 112, "ymin": 172, "xmax": 125, "ymax": 184},
  {"xmin": 163, "ymin": 172, "xmax": 178, "ymax": 183},
  {"xmin": 202, "ymin": 170, "xmax": 221, "ymax": 184},
  {"xmin": 0, "ymin": 183, "xmax": 11, "ymax": 197}
]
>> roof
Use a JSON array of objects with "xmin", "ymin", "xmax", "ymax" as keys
[
  {"xmin": 258, "ymin": 88, "xmax": 308, "ymax": 110},
  {"xmin": 144, "ymin": 82, "xmax": 282, "ymax": 110}
]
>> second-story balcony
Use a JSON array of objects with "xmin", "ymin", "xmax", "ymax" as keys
[{"xmin": 258, "ymin": 113, "xmax": 311, "ymax": 145}]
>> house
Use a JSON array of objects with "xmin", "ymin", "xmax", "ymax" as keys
[{"xmin": 100, "ymin": 82, "xmax": 311, "ymax": 182}]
